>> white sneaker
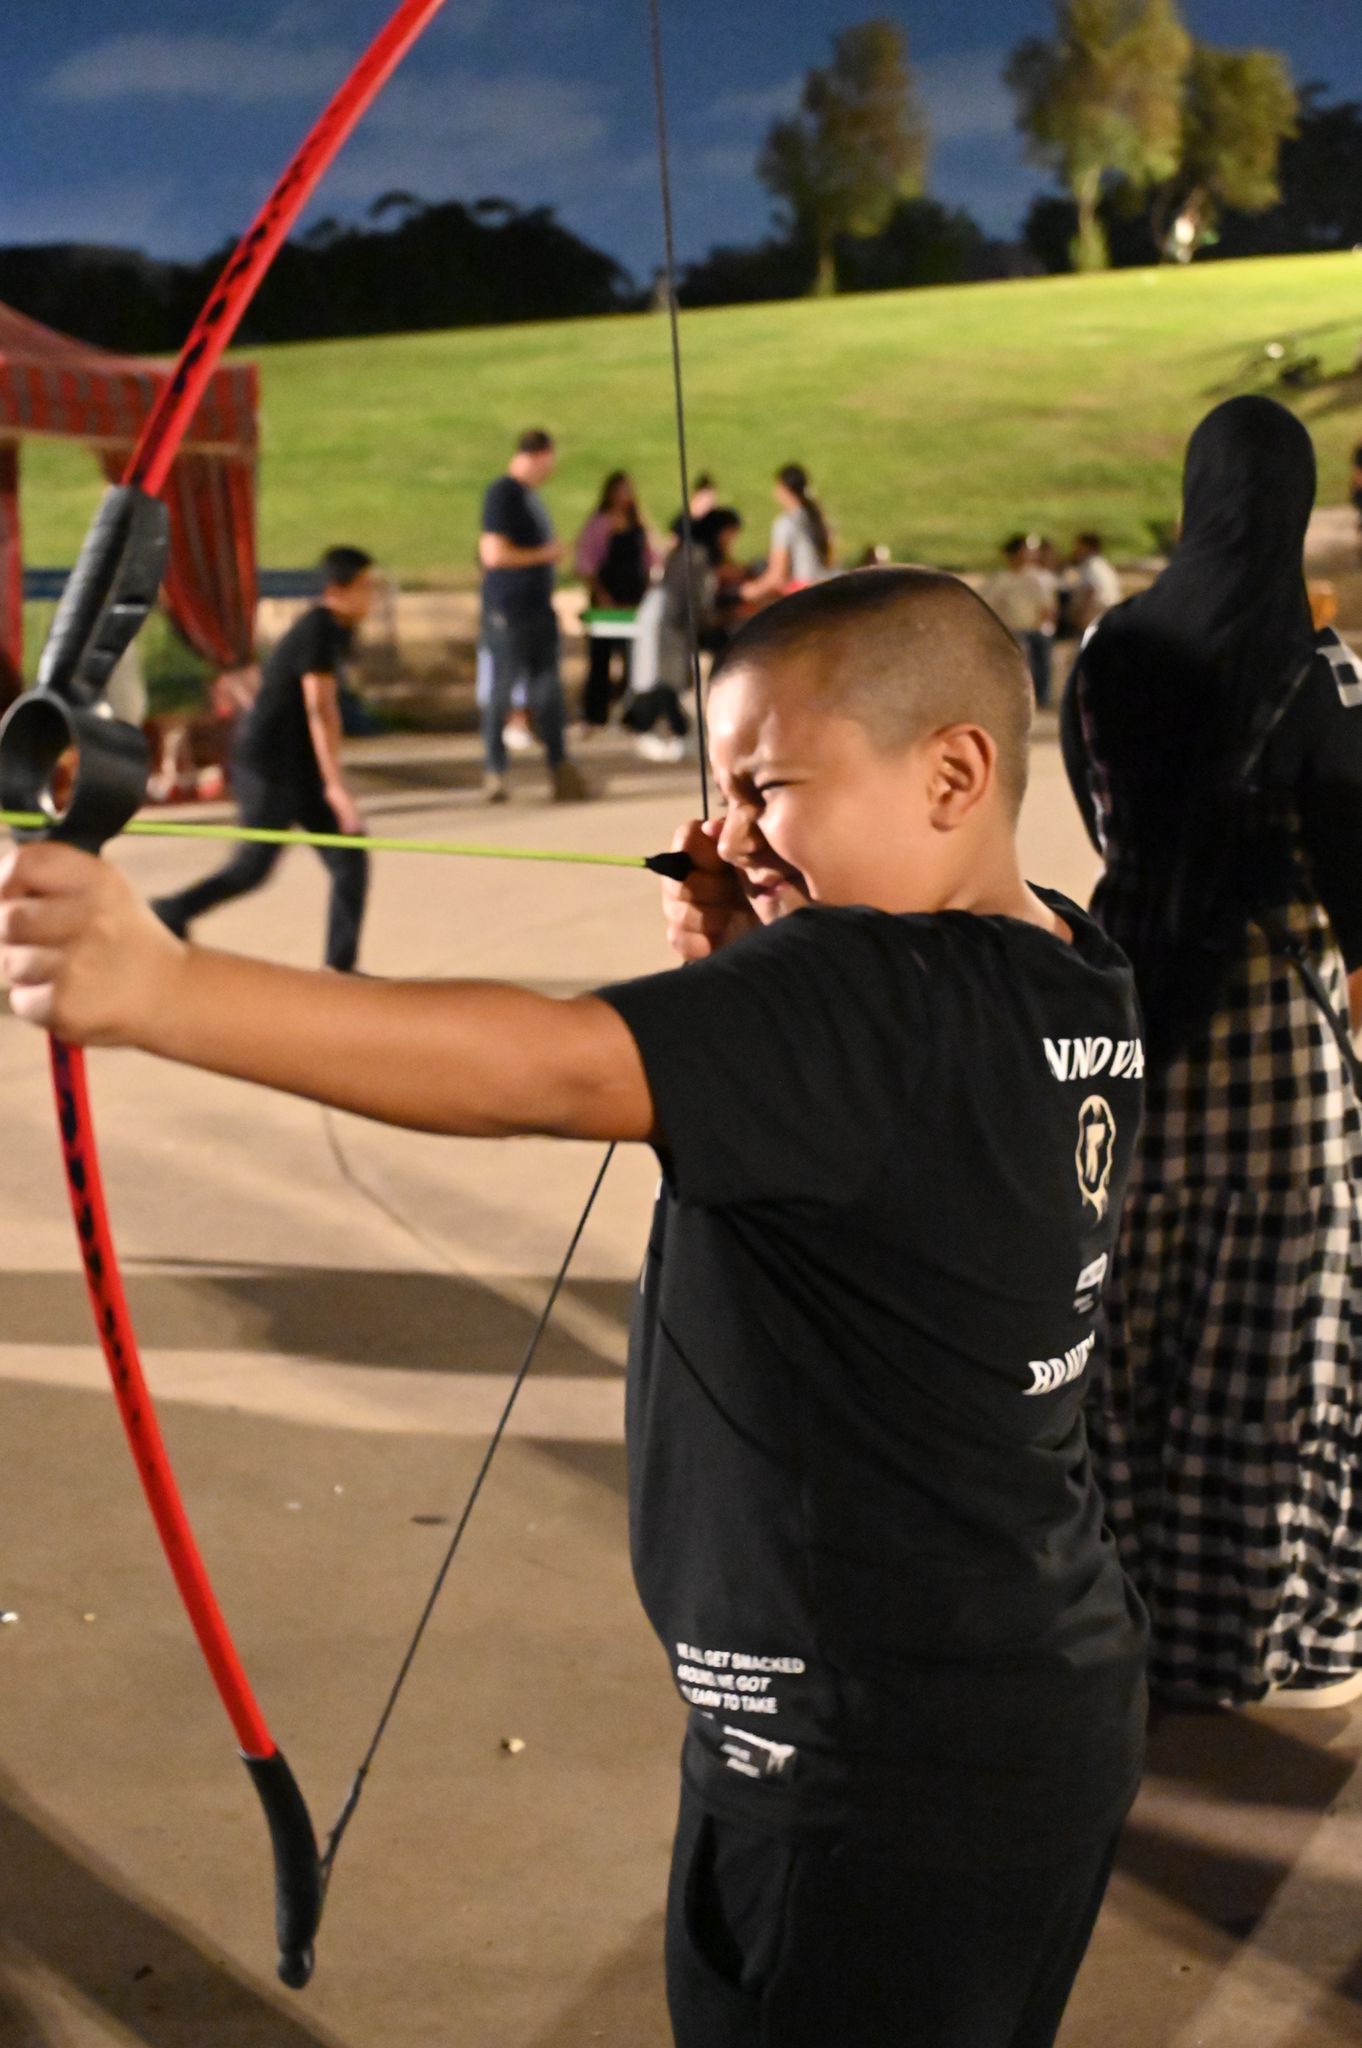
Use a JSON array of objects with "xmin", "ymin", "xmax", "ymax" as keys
[
  {"xmin": 1262, "ymin": 1670, "xmax": 1362, "ymax": 1710},
  {"xmin": 504, "ymin": 717, "xmax": 534, "ymax": 754},
  {"xmin": 636, "ymin": 732, "xmax": 686, "ymax": 764}
]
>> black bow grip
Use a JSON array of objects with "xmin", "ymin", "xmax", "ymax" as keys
[{"xmin": 0, "ymin": 484, "xmax": 166, "ymax": 852}]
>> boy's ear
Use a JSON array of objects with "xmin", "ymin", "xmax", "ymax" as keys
[{"xmin": 925, "ymin": 725, "xmax": 996, "ymax": 828}]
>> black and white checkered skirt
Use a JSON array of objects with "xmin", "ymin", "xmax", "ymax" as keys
[{"xmin": 1089, "ymin": 893, "xmax": 1362, "ymax": 1704}]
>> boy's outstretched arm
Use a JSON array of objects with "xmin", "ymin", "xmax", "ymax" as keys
[{"xmin": 0, "ymin": 843, "xmax": 655, "ymax": 1144}]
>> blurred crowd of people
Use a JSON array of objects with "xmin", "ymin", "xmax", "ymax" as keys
[
  {"xmin": 477, "ymin": 432, "xmax": 839, "ymax": 792},
  {"xmin": 980, "ymin": 532, "xmax": 1122, "ymax": 710},
  {"xmin": 569, "ymin": 458, "xmax": 837, "ymax": 764},
  {"xmin": 479, "ymin": 429, "xmax": 1128, "ymax": 797}
]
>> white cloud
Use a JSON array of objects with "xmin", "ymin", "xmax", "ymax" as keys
[
  {"xmin": 40, "ymin": 0, "xmax": 574, "ymax": 110},
  {"xmin": 264, "ymin": 2, "xmax": 338, "ymax": 37},
  {"xmin": 708, "ymin": 76, "xmax": 802, "ymax": 126},
  {"xmin": 39, "ymin": 32, "xmax": 613, "ymax": 202},
  {"xmin": 917, "ymin": 47, "xmax": 1015, "ymax": 146},
  {"xmin": 705, "ymin": 48, "xmax": 1014, "ymax": 151},
  {"xmin": 264, "ymin": 0, "xmax": 501, "ymax": 33},
  {"xmin": 322, "ymin": 69, "xmax": 612, "ymax": 200},
  {"xmin": 41, "ymin": 33, "xmax": 355, "ymax": 104}
]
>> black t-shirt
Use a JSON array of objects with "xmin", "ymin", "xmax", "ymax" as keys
[
  {"xmin": 671, "ymin": 505, "xmax": 740, "ymax": 567},
  {"xmin": 237, "ymin": 604, "xmax": 352, "ymax": 780},
  {"xmin": 597, "ymin": 524, "xmax": 651, "ymax": 607},
  {"xmin": 482, "ymin": 475, "xmax": 554, "ymax": 624},
  {"xmin": 601, "ymin": 895, "xmax": 1148, "ymax": 1864}
]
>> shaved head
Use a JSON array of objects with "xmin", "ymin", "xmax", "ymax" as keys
[{"xmin": 712, "ymin": 568, "xmax": 1034, "ymax": 814}]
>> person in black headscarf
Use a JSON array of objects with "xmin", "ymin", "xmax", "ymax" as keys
[{"xmin": 1063, "ymin": 394, "xmax": 1362, "ymax": 1710}]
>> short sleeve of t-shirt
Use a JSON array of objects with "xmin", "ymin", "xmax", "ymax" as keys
[
  {"xmin": 769, "ymin": 510, "xmax": 825, "ymax": 584},
  {"xmin": 291, "ymin": 607, "xmax": 348, "ymax": 677},
  {"xmin": 482, "ymin": 476, "xmax": 533, "ymax": 541},
  {"xmin": 599, "ymin": 908, "xmax": 927, "ymax": 1208},
  {"xmin": 237, "ymin": 603, "xmax": 351, "ymax": 772}
]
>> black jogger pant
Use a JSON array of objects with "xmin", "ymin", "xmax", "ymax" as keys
[
  {"xmin": 581, "ymin": 634, "xmax": 631, "ymax": 725},
  {"xmin": 154, "ymin": 761, "xmax": 369, "ymax": 972},
  {"xmin": 665, "ymin": 1782, "xmax": 1122, "ymax": 2048}
]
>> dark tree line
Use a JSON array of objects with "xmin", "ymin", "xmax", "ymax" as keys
[
  {"xmin": 676, "ymin": 198, "xmax": 1032, "ymax": 308},
  {"xmin": 0, "ymin": 194, "xmax": 632, "ymax": 352}
]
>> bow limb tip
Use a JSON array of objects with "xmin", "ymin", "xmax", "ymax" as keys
[
  {"xmin": 643, "ymin": 850, "xmax": 694, "ymax": 881},
  {"xmin": 242, "ymin": 1749, "xmax": 323, "ymax": 1989}
]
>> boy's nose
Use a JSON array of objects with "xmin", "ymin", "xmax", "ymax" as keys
[{"xmin": 717, "ymin": 805, "xmax": 759, "ymax": 865}]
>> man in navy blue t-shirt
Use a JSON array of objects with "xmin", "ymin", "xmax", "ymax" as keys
[{"xmin": 479, "ymin": 428, "xmax": 588, "ymax": 805}]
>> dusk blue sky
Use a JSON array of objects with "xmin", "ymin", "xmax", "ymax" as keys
[{"xmin": 6, "ymin": 2, "xmax": 1359, "ymax": 281}]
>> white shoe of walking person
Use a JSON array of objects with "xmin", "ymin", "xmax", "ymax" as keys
[{"xmin": 636, "ymin": 732, "xmax": 686, "ymax": 764}]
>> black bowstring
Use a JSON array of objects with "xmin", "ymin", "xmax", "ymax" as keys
[
  {"xmin": 319, "ymin": 1145, "xmax": 612, "ymax": 1882},
  {"xmin": 319, "ymin": 0, "xmax": 706, "ymax": 1892},
  {"xmin": 647, "ymin": 0, "xmax": 709, "ymax": 803}
]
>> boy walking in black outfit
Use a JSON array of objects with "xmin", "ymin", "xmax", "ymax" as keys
[
  {"xmin": 152, "ymin": 545, "xmax": 374, "ymax": 972},
  {"xmin": 3, "ymin": 568, "xmax": 1147, "ymax": 2048}
]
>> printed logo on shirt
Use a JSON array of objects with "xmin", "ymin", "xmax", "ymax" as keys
[
  {"xmin": 675, "ymin": 1642, "xmax": 805, "ymax": 1718},
  {"xmin": 1073, "ymin": 1251, "xmax": 1109, "ymax": 1316},
  {"xmin": 1043, "ymin": 1036, "xmax": 1144, "ymax": 1082},
  {"xmin": 1076, "ymin": 1095, "xmax": 1117, "ymax": 1219},
  {"xmin": 720, "ymin": 1727, "xmax": 797, "ymax": 1782},
  {"xmin": 1025, "ymin": 1331, "xmax": 1096, "ymax": 1397}
]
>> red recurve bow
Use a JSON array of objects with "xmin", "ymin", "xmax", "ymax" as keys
[{"xmin": 0, "ymin": 0, "xmax": 454, "ymax": 1990}]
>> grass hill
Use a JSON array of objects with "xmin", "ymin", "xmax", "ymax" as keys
[{"xmin": 18, "ymin": 253, "xmax": 1362, "ymax": 582}]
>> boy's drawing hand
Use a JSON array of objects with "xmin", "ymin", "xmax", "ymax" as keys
[
  {"xmin": 0, "ymin": 842, "xmax": 184, "ymax": 1048},
  {"xmin": 663, "ymin": 819, "xmax": 758, "ymax": 962}
]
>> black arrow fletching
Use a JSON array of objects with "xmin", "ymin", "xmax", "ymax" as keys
[{"xmin": 642, "ymin": 850, "xmax": 694, "ymax": 881}]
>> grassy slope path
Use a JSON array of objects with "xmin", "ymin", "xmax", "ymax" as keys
[{"xmin": 19, "ymin": 253, "xmax": 1362, "ymax": 580}]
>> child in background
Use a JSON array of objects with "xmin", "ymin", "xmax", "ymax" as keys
[
  {"xmin": 150, "ymin": 545, "xmax": 375, "ymax": 972},
  {"xmin": 626, "ymin": 512, "xmax": 745, "ymax": 761}
]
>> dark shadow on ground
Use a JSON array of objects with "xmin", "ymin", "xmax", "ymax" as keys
[
  {"xmin": 348, "ymin": 757, "xmax": 486, "ymax": 795},
  {"xmin": 0, "ymin": 1266, "xmax": 634, "ymax": 1377},
  {"xmin": 0, "ymin": 1979, "xmax": 59, "ymax": 2048},
  {"xmin": 1143, "ymin": 1702, "xmax": 1355, "ymax": 1806},
  {"xmin": 0, "ymin": 1769, "xmax": 347, "ymax": 2048},
  {"xmin": 1116, "ymin": 1705, "xmax": 1362, "ymax": 1992},
  {"xmin": 529, "ymin": 1436, "xmax": 630, "ymax": 1500}
]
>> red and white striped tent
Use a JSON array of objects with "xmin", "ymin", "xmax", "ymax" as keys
[{"xmin": 0, "ymin": 300, "xmax": 258, "ymax": 709}]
